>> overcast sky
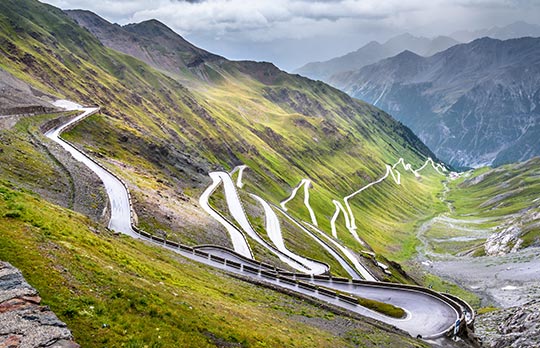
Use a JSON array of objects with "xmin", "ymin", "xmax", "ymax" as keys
[{"xmin": 42, "ymin": 0, "xmax": 540, "ymax": 71}]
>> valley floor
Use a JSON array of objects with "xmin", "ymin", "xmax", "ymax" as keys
[
  {"xmin": 424, "ymin": 247, "xmax": 540, "ymax": 308},
  {"xmin": 413, "ymin": 170, "xmax": 540, "ymax": 310}
]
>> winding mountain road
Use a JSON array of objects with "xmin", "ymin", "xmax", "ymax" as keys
[
  {"xmin": 201, "ymin": 171, "xmax": 324, "ymax": 274},
  {"xmin": 230, "ymin": 165, "xmax": 247, "ymax": 188},
  {"xmin": 199, "ymin": 172, "xmax": 253, "ymax": 258},
  {"xmin": 45, "ymin": 101, "xmax": 137, "ymax": 237},
  {"xmin": 309, "ymin": 279, "xmax": 459, "ymax": 338},
  {"xmin": 251, "ymin": 193, "xmax": 329, "ymax": 274},
  {"xmin": 303, "ymin": 222, "xmax": 377, "ymax": 281},
  {"xmin": 280, "ymin": 179, "xmax": 318, "ymax": 226},
  {"xmin": 330, "ymin": 158, "xmax": 447, "ymax": 245},
  {"xmin": 45, "ymin": 102, "xmax": 467, "ymax": 340}
]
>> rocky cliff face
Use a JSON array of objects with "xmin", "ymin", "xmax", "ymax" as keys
[
  {"xmin": 332, "ymin": 37, "xmax": 540, "ymax": 168},
  {"xmin": 475, "ymin": 300, "xmax": 540, "ymax": 348},
  {"xmin": 0, "ymin": 68, "xmax": 56, "ymax": 116},
  {"xmin": 0, "ymin": 261, "xmax": 79, "ymax": 348}
]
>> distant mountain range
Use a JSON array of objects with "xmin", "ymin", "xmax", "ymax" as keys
[
  {"xmin": 451, "ymin": 21, "xmax": 540, "ymax": 43},
  {"xmin": 294, "ymin": 33, "xmax": 459, "ymax": 81},
  {"xmin": 295, "ymin": 22, "xmax": 540, "ymax": 82},
  {"xmin": 330, "ymin": 37, "xmax": 540, "ymax": 168}
]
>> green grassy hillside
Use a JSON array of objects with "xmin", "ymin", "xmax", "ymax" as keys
[
  {"xmin": 450, "ymin": 158, "xmax": 540, "ymax": 253},
  {"xmin": 0, "ymin": 180, "xmax": 428, "ymax": 347},
  {"xmin": 0, "ymin": 105, "xmax": 429, "ymax": 346},
  {"xmin": 411, "ymin": 157, "xmax": 540, "ymax": 259},
  {"xmin": 6, "ymin": 0, "xmax": 533, "ymax": 343},
  {"xmin": 0, "ymin": 0, "xmax": 446, "ymax": 269}
]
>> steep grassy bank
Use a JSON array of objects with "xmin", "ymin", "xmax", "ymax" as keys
[
  {"xmin": 0, "ymin": 180, "xmax": 427, "ymax": 348},
  {"xmin": 0, "ymin": 111, "xmax": 108, "ymax": 222}
]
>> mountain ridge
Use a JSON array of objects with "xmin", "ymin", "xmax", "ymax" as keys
[
  {"xmin": 65, "ymin": 10, "xmax": 223, "ymax": 83},
  {"xmin": 0, "ymin": 0, "xmax": 445, "ymax": 279},
  {"xmin": 294, "ymin": 33, "xmax": 459, "ymax": 82},
  {"xmin": 331, "ymin": 36, "xmax": 540, "ymax": 168},
  {"xmin": 3, "ymin": 2, "xmax": 540, "ymax": 347}
]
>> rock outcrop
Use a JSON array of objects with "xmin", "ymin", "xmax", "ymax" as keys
[
  {"xmin": 0, "ymin": 261, "xmax": 79, "ymax": 348},
  {"xmin": 475, "ymin": 300, "xmax": 540, "ymax": 348},
  {"xmin": 485, "ymin": 209, "xmax": 540, "ymax": 256}
]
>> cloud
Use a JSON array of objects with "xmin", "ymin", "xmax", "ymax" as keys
[
  {"xmin": 43, "ymin": 0, "xmax": 159, "ymax": 19},
  {"xmin": 41, "ymin": 0, "xmax": 540, "ymax": 69},
  {"xmin": 43, "ymin": 0, "xmax": 538, "ymax": 41},
  {"xmin": 44, "ymin": 0, "xmax": 428, "ymax": 40},
  {"xmin": 130, "ymin": 0, "xmax": 425, "ymax": 40}
]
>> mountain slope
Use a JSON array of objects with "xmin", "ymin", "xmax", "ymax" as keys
[
  {"xmin": 294, "ymin": 33, "xmax": 459, "ymax": 82},
  {"xmin": 0, "ymin": 0, "xmax": 464, "ymax": 305},
  {"xmin": 65, "ymin": 10, "xmax": 222, "ymax": 83},
  {"xmin": 449, "ymin": 157, "xmax": 540, "ymax": 255},
  {"xmin": 0, "ymin": 180, "xmax": 427, "ymax": 348},
  {"xmin": 0, "ymin": 1, "xmax": 463, "ymax": 344},
  {"xmin": 332, "ymin": 37, "xmax": 540, "ymax": 168},
  {"xmin": 0, "ymin": 1, "xmax": 448, "ymax": 264},
  {"xmin": 0, "ymin": 67, "xmax": 56, "ymax": 115}
]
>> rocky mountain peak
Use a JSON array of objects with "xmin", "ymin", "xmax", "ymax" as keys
[
  {"xmin": 333, "ymin": 36, "xmax": 540, "ymax": 168},
  {"xmin": 386, "ymin": 32, "xmax": 416, "ymax": 42},
  {"xmin": 124, "ymin": 19, "xmax": 183, "ymax": 41},
  {"xmin": 395, "ymin": 49, "xmax": 422, "ymax": 60},
  {"xmin": 294, "ymin": 33, "xmax": 458, "ymax": 81},
  {"xmin": 66, "ymin": 9, "xmax": 222, "ymax": 77},
  {"xmin": 361, "ymin": 40, "xmax": 382, "ymax": 51}
]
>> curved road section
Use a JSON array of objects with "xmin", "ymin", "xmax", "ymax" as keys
[
  {"xmin": 250, "ymin": 193, "xmax": 328, "ymax": 274},
  {"xmin": 199, "ymin": 172, "xmax": 253, "ymax": 258},
  {"xmin": 230, "ymin": 165, "xmax": 247, "ymax": 189},
  {"xmin": 204, "ymin": 171, "xmax": 322, "ymax": 274},
  {"xmin": 45, "ymin": 101, "xmax": 137, "ymax": 238},
  {"xmin": 309, "ymin": 279, "xmax": 458, "ymax": 339},
  {"xmin": 280, "ymin": 179, "xmax": 318, "ymax": 226}
]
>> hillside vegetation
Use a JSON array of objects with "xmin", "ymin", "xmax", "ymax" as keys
[
  {"xmin": 413, "ymin": 157, "xmax": 540, "ymax": 259},
  {"xmin": 0, "ymin": 0, "xmax": 446, "ymax": 270},
  {"xmin": 0, "ymin": 0, "xmax": 493, "ymax": 345},
  {"xmin": 0, "ymin": 179, "xmax": 428, "ymax": 348}
]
